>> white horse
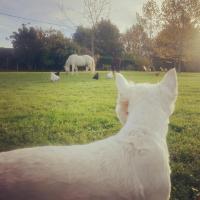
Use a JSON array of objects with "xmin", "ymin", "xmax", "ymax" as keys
[{"xmin": 64, "ymin": 54, "xmax": 95, "ymax": 74}]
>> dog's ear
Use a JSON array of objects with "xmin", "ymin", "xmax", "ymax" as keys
[
  {"xmin": 159, "ymin": 68, "xmax": 178, "ymax": 114},
  {"xmin": 116, "ymin": 73, "xmax": 129, "ymax": 96},
  {"xmin": 115, "ymin": 73, "xmax": 130, "ymax": 124}
]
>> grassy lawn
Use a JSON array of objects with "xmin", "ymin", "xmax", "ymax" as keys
[{"xmin": 0, "ymin": 71, "xmax": 199, "ymax": 199}]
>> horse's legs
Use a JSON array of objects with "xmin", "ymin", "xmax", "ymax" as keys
[
  {"xmin": 86, "ymin": 66, "xmax": 89, "ymax": 72},
  {"xmin": 67, "ymin": 66, "xmax": 70, "ymax": 73},
  {"xmin": 72, "ymin": 65, "xmax": 75, "ymax": 75},
  {"xmin": 75, "ymin": 66, "xmax": 78, "ymax": 74}
]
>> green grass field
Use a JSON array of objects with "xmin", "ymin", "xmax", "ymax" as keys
[{"xmin": 0, "ymin": 71, "xmax": 199, "ymax": 199}]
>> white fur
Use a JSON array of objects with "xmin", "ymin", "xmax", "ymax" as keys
[
  {"xmin": 106, "ymin": 72, "xmax": 114, "ymax": 79},
  {"xmin": 0, "ymin": 69, "xmax": 177, "ymax": 200},
  {"xmin": 64, "ymin": 54, "xmax": 95, "ymax": 74},
  {"xmin": 50, "ymin": 72, "xmax": 60, "ymax": 82}
]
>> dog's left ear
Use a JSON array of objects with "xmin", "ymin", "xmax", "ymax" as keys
[
  {"xmin": 159, "ymin": 68, "xmax": 178, "ymax": 114},
  {"xmin": 115, "ymin": 73, "xmax": 130, "ymax": 124},
  {"xmin": 116, "ymin": 73, "xmax": 129, "ymax": 96}
]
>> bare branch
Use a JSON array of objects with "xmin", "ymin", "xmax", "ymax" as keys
[
  {"xmin": 83, "ymin": 0, "xmax": 110, "ymax": 55},
  {"xmin": 83, "ymin": 0, "xmax": 110, "ymax": 28},
  {"xmin": 58, "ymin": 1, "xmax": 78, "ymax": 28}
]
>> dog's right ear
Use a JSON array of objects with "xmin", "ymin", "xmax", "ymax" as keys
[
  {"xmin": 159, "ymin": 68, "xmax": 178, "ymax": 115},
  {"xmin": 116, "ymin": 73, "xmax": 129, "ymax": 96}
]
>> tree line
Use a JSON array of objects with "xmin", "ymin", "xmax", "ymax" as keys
[{"xmin": 0, "ymin": 0, "xmax": 200, "ymax": 72}]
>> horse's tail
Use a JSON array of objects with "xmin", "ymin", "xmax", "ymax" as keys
[
  {"xmin": 64, "ymin": 57, "xmax": 71, "ymax": 72},
  {"xmin": 91, "ymin": 58, "xmax": 96, "ymax": 74}
]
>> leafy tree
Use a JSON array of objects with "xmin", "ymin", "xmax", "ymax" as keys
[
  {"xmin": 122, "ymin": 24, "xmax": 149, "ymax": 56},
  {"xmin": 73, "ymin": 26, "xmax": 92, "ymax": 53},
  {"xmin": 136, "ymin": 0, "xmax": 160, "ymax": 70},
  {"xmin": 10, "ymin": 24, "xmax": 44, "ymax": 70},
  {"xmin": 43, "ymin": 30, "xmax": 79, "ymax": 70},
  {"xmin": 73, "ymin": 20, "xmax": 122, "ymax": 57},
  {"xmin": 122, "ymin": 24, "xmax": 151, "ymax": 69},
  {"xmin": 138, "ymin": 0, "xmax": 160, "ymax": 39},
  {"xmin": 10, "ymin": 25, "xmax": 79, "ymax": 71},
  {"xmin": 155, "ymin": 22, "xmax": 198, "ymax": 65},
  {"xmin": 157, "ymin": 0, "xmax": 200, "ymax": 71},
  {"xmin": 95, "ymin": 19, "xmax": 123, "ymax": 56},
  {"xmin": 83, "ymin": 0, "xmax": 110, "ymax": 56}
]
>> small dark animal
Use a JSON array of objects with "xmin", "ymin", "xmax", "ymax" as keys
[
  {"xmin": 54, "ymin": 72, "xmax": 60, "ymax": 76},
  {"xmin": 93, "ymin": 73, "xmax": 99, "ymax": 80}
]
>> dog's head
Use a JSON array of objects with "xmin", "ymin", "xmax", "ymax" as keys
[{"xmin": 115, "ymin": 69, "xmax": 178, "ymax": 125}]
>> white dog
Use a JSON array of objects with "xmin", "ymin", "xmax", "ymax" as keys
[
  {"xmin": 51, "ymin": 72, "xmax": 60, "ymax": 82},
  {"xmin": 106, "ymin": 71, "xmax": 114, "ymax": 79},
  {"xmin": 0, "ymin": 69, "xmax": 177, "ymax": 200}
]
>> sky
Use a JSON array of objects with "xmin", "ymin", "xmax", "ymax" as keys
[{"xmin": 0, "ymin": 0, "xmax": 148, "ymax": 48}]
